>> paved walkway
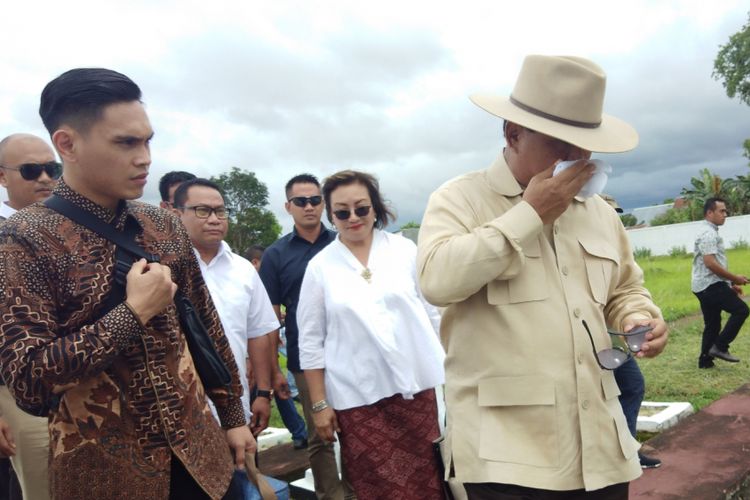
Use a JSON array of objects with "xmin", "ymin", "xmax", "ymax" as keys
[{"xmin": 631, "ymin": 383, "xmax": 750, "ymax": 499}]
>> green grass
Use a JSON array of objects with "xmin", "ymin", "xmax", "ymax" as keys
[{"xmin": 635, "ymin": 249, "xmax": 750, "ymax": 411}]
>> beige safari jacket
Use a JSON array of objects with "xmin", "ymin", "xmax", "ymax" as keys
[{"xmin": 417, "ymin": 155, "xmax": 662, "ymax": 491}]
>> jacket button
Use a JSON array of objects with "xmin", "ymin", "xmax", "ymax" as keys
[
  {"xmin": 562, "ymin": 266, "xmax": 569, "ymax": 275},
  {"xmin": 577, "ymin": 354, "xmax": 583, "ymax": 364},
  {"xmin": 574, "ymin": 308, "xmax": 581, "ymax": 318},
  {"xmin": 582, "ymin": 400, "xmax": 590, "ymax": 409}
]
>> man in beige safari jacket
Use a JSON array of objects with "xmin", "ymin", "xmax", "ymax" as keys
[{"xmin": 417, "ymin": 55, "xmax": 668, "ymax": 499}]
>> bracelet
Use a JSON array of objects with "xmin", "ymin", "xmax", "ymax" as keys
[{"xmin": 311, "ymin": 399, "xmax": 329, "ymax": 413}]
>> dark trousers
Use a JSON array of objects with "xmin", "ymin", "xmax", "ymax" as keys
[
  {"xmin": 694, "ymin": 282, "xmax": 749, "ymax": 355},
  {"xmin": 613, "ymin": 357, "xmax": 645, "ymax": 437},
  {"xmin": 464, "ymin": 481, "xmax": 628, "ymax": 500},
  {"xmin": 169, "ymin": 453, "xmax": 243, "ymax": 500}
]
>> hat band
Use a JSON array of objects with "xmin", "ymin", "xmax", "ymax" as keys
[{"xmin": 510, "ymin": 96, "xmax": 601, "ymax": 129}]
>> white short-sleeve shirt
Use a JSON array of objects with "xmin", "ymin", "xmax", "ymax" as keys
[
  {"xmin": 196, "ymin": 241, "xmax": 279, "ymax": 421},
  {"xmin": 298, "ymin": 229, "xmax": 445, "ymax": 410}
]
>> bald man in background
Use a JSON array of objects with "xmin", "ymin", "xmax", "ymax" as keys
[{"xmin": 0, "ymin": 133, "xmax": 60, "ymax": 500}]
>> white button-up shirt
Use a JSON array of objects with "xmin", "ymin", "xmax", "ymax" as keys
[
  {"xmin": 0, "ymin": 202, "xmax": 17, "ymax": 220},
  {"xmin": 196, "ymin": 241, "xmax": 279, "ymax": 421},
  {"xmin": 298, "ymin": 229, "xmax": 445, "ymax": 410}
]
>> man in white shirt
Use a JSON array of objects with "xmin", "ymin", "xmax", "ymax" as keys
[
  {"xmin": 0, "ymin": 133, "xmax": 61, "ymax": 500},
  {"xmin": 174, "ymin": 178, "xmax": 278, "ymax": 433}
]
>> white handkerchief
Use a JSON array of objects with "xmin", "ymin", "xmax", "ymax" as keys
[{"xmin": 553, "ymin": 159, "xmax": 612, "ymax": 198}]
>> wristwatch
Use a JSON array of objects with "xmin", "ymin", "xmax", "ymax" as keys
[{"xmin": 255, "ymin": 389, "xmax": 272, "ymax": 400}]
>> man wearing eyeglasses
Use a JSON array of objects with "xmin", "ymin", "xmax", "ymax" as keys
[
  {"xmin": 259, "ymin": 174, "xmax": 353, "ymax": 500},
  {"xmin": 173, "ymin": 178, "xmax": 277, "ymax": 436},
  {"xmin": 0, "ymin": 133, "xmax": 60, "ymax": 500},
  {"xmin": 418, "ymin": 56, "xmax": 668, "ymax": 499}
]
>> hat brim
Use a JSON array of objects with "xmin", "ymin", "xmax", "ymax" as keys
[{"xmin": 470, "ymin": 93, "xmax": 638, "ymax": 153}]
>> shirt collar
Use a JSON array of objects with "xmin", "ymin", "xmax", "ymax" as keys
[
  {"xmin": 292, "ymin": 223, "xmax": 332, "ymax": 244},
  {"xmin": 704, "ymin": 219, "xmax": 719, "ymax": 231},
  {"xmin": 194, "ymin": 240, "xmax": 232, "ymax": 268},
  {"xmin": 53, "ymin": 179, "xmax": 130, "ymax": 228},
  {"xmin": 0, "ymin": 202, "xmax": 16, "ymax": 219}
]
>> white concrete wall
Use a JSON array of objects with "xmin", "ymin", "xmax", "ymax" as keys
[{"xmin": 626, "ymin": 215, "xmax": 750, "ymax": 256}]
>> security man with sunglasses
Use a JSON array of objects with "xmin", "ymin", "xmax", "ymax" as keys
[
  {"xmin": 259, "ymin": 174, "xmax": 354, "ymax": 500},
  {"xmin": 0, "ymin": 133, "xmax": 61, "ymax": 500}
]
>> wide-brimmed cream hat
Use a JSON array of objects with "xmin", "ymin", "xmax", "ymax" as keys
[{"xmin": 471, "ymin": 55, "xmax": 638, "ymax": 153}]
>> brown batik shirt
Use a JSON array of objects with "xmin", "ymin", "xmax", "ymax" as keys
[{"xmin": 0, "ymin": 181, "xmax": 245, "ymax": 500}]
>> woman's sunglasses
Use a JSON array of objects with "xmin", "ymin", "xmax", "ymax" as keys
[
  {"xmin": 0, "ymin": 162, "xmax": 62, "ymax": 181},
  {"xmin": 332, "ymin": 206, "xmax": 371, "ymax": 221}
]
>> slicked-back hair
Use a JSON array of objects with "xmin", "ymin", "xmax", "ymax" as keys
[
  {"xmin": 704, "ymin": 197, "xmax": 726, "ymax": 216},
  {"xmin": 159, "ymin": 171, "xmax": 197, "ymax": 201},
  {"xmin": 173, "ymin": 178, "xmax": 225, "ymax": 210},
  {"xmin": 322, "ymin": 170, "xmax": 395, "ymax": 229},
  {"xmin": 39, "ymin": 68, "xmax": 142, "ymax": 135},
  {"xmin": 285, "ymin": 173, "xmax": 320, "ymax": 199}
]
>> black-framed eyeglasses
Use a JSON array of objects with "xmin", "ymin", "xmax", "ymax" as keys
[
  {"xmin": 581, "ymin": 320, "xmax": 652, "ymax": 370},
  {"xmin": 288, "ymin": 196, "xmax": 323, "ymax": 207},
  {"xmin": 332, "ymin": 206, "xmax": 371, "ymax": 221},
  {"xmin": 0, "ymin": 162, "xmax": 62, "ymax": 181},
  {"xmin": 175, "ymin": 205, "xmax": 232, "ymax": 219}
]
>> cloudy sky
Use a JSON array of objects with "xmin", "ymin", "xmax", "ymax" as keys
[{"xmin": 1, "ymin": 0, "xmax": 748, "ymax": 231}]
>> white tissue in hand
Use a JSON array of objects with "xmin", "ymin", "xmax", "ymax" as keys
[{"xmin": 552, "ymin": 159, "xmax": 612, "ymax": 198}]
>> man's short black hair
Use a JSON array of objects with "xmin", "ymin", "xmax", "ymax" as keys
[
  {"xmin": 159, "ymin": 171, "xmax": 197, "ymax": 202},
  {"xmin": 173, "ymin": 178, "xmax": 224, "ymax": 209},
  {"xmin": 39, "ymin": 68, "xmax": 142, "ymax": 135},
  {"xmin": 244, "ymin": 245, "xmax": 265, "ymax": 262},
  {"xmin": 704, "ymin": 197, "xmax": 726, "ymax": 216},
  {"xmin": 285, "ymin": 173, "xmax": 320, "ymax": 199}
]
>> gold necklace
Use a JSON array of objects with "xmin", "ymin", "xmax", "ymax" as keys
[{"xmin": 361, "ymin": 267, "xmax": 372, "ymax": 284}]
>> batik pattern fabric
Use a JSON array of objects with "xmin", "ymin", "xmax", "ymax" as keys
[
  {"xmin": 336, "ymin": 389, "xmax": 445, "ymax": 500},
  {"xmin": 0, "ymin": 181, "xmax": 245, "ymax": 500}
]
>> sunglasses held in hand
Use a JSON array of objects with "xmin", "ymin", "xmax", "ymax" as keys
[
  {"xmin": 582, "ymin": 320, "xmax": 653, "ymax": 370},
  {"xmin": 0, "ymin": 161, "xmax": 62, "ymax": 181}
]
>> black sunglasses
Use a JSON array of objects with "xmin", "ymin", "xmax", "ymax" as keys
[
  {"xmin": 0, "ymin": 162, "xmax": 62, "ymax": 181},
  {"xmin": 333, "ymin": 206, "xmax": 371, "ymax": 221},
  {"xmin": 581, "ymin": 320, "xmax": 653, "ymax": 370},
  {"xmin": 288, "ymin": 196, "xmax": 322, "ymax": 207}
]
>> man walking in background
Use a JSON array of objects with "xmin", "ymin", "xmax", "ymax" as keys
[
  {"xmin": 692, "ymin": 197, "xmax": 749, "ymax": 368},
  {"xmin": 158, "ymin": 170, "xmax": 196, "ymax": 208}
]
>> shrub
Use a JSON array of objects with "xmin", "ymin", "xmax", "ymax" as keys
[
  {"xmin": 731, "ymin": 238, "xmax": 750, "ymax": 250},
  {"xmin": 649, "ymin": 207, "xmax": 692, "ymax": 226},
  {"xmin": 634, "ymin": 247, "xmax": 652, "ymax": 259},
  {"xmin": 668, "ymin": 245, "xmax": 689, "ymax": 257}
]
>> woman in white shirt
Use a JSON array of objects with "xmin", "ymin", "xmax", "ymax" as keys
[{"xmin": 298, "ymin": 170, "xmax": 446, "ymax": 500}]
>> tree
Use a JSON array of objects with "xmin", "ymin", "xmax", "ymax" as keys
[
  {"xmin": 210, "ymin": 167, "xmax": 281, "ymax": 252},
  {"xmin": 713, "ymin": 12, "xmax": 750, "ymax": 105},
  {"xmin": 619, "ymin": 214, "xmax": 638, "ymax": 227},
  {"xmin": 400, "ymin": 221, "xmax": 420, "ymax": 230},
  {"xmin": 680, "ymin": 168, "xmax": 739, "ymax": 220}
]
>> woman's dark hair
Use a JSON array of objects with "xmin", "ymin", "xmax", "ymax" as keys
[
  {"xmin": 322, "ymin": 170, "xmax": 395, "ymax": 229},
  {"xmin": 39, "ymin": 68, "xmax": 142, "ymax": 134}
]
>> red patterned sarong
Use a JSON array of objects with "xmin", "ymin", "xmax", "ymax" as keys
[{"xmin": 336, "ymin": 389, "xmax": 445, "ymax": 500}]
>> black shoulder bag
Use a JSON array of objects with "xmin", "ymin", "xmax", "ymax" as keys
[{"xmin": 44, "ymin": 195, "xmax": 232, "ymax": 392}]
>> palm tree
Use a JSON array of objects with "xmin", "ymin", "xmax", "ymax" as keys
[{"xmin": 680, "ymin": 168, "xmax": 739, "ymax": 219}]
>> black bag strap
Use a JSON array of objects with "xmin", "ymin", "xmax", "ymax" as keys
[{"xmin": 44, "ymin": 195, "xmax": 159, "ymax": 263}]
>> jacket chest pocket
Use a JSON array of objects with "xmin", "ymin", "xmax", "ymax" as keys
[
  {"xmin": 487, "ymin": 238, "xmax": 548, "ymax": 305},
  {"xmin": 579, "ymin": 237, "xmax": 620, "ymax": 305}
]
